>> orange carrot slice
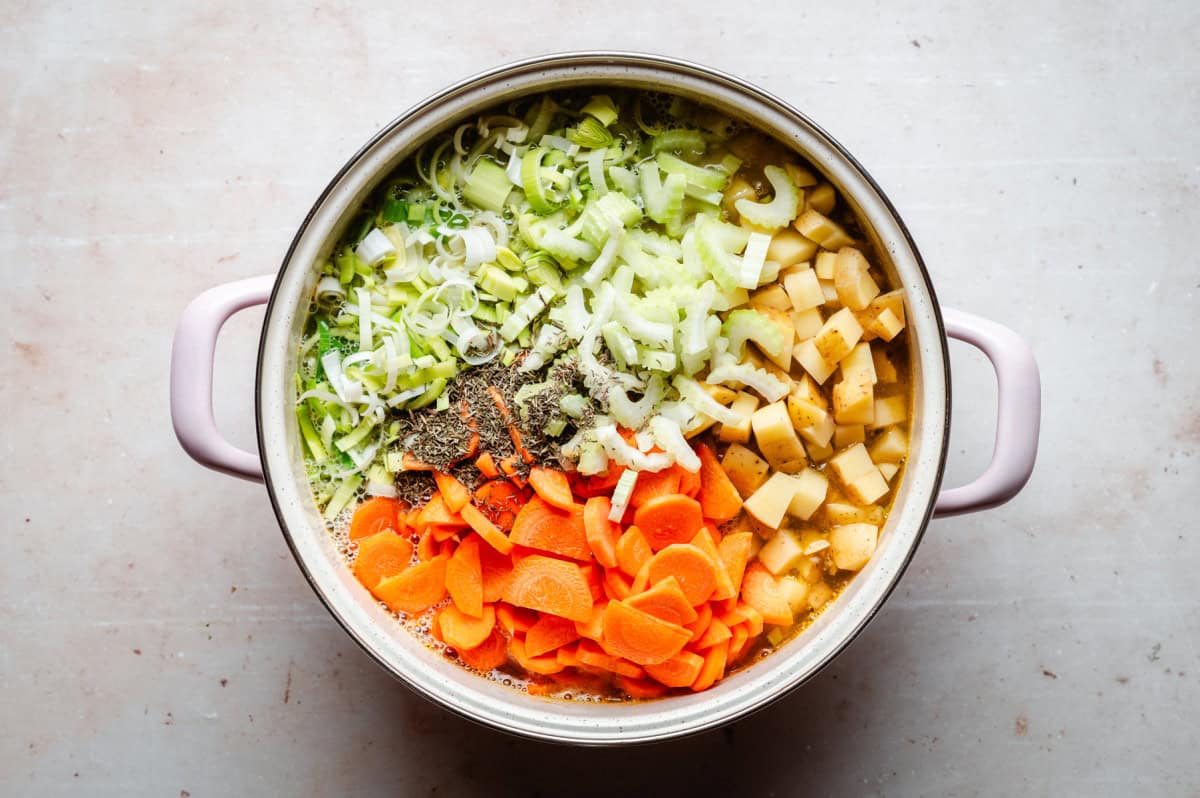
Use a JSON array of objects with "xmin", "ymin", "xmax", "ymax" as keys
[
  {"xmin": 615, "ymin": 526, "xmax": 653, "ymax": 578},
  {"xmin": 460, "ymin": 502, "xmax": 514, "ymax": 555},
  {"xmin": 644, "ymin": 650, "xmax": 706, "ymax": 688},
  {"xmin": 685, "ymin": 600, "xmax": 714, "ymax": 643},
  {"xmin": 525, "ymin": 614, "xmax": 581, "ymax": 657},
  {"xmin": 479, "ymin": 540, "xmax": 514, "ymax": 603},
  {"xmin": 508, "ymin": 635, "xmax": 565, "ymax": 675},
  {"xmin": 696, "ymin": 443, "xmax": 743, "ymax": 521},
  {"xmin": 717, "ymin": 531, "xmax": 754, "ymax": 594},
  {"xmin": 678, "ymin": 464, "xmax": 702, "ymax": 499},
  {"xmin": 570, "ymin": 465, "xmax": 626, "ymax": 498},
  {"xmin": 456, "ymin": 627, "xmax": 508, "ymax": 672},
  {"xmin": 629, "ymin": 466, "xmax": 682, "ymax": 508},
  {"xmin": 624, "ymin": 576, "xmax": 699, "ymax": 626},
  {"xmin": 740, "ymin": 563, "xmax": 793, "ymax": 626},
  {"xmin": 528, "ymin": 466, "xmax": 575, "ymax": 511},
  {"xmin": 688, "ymin": 529, "xmax": 736, "ymax": 601},
  {"xmin": 352, "ymin": 531, "xmax": 414, "ymax": 589},
  {"xmin": 445, "ymin": 534, "xmax": 483, "ymax": 617},
  {"xmin": 600, "ymin": 600, "xmax": 692, "ymax": 666},
  {"xmin": 574, "ymin": 601, "xmax": 607, "ymax": 641},
  {"xmin": 495, "ymin": 602, "xmax": 537, "ymax": 636},
  {"xmin": 629, "ymin": 559, "xmax": 653, "ymax": 595},
  {"xmin": 349, "ymin": 497, "xmax": 401, "ymax": 541},
  {"xmin": 416, "ymin": 530, "xmax": 437, "ymax": 561},
  {"xmin": 475, "ymin": 452, "xmax": 500, "ymax": 479},
  {"xmin": 694, "ymin": 617, "xmax": 733, "ymax": 650},
  {"xmin": 433, "ymin": 471, "xmax": 471, "ymax": 514},
  {"xmin": 690, "ymin": 640, "xmax": 729, "ymax": 691},
  {"xmin": 502, "ymin": 554, "xmax": 594, "ymax": 622},
  {"xmin": 437, "ymin": 604, "xmax": 496, "ymax": 650},
  {"xmin": 472, "ymin": 478, "xmax": 525, "ymax": 532},
  {"xmin": 602, "ymin": 568, "xmax": 633, "ymax": 601},
  {"xmin": 400, "ymin": 452, "xmax": 436, "ymax": 472},
  {"xmin": 727, "ymin": 623, "xmax": 752, "ymax": 663},
  {"xmin": 415, "ymin": 494, "xmax": 465, "ymax": 532},
  {"xmin": 487, "ymin": 386, "xmax": 535, "ymax": 464},
  {"xmin": 509, "ymin": 496, "xmax": 590, "ymax": 561},
  {"xmin": 616, "ymin": 674, "xmax": 670, "ymax": 699},
  {"xmin": 645, "ymin": 543, "xmax": 719, "ymax": 606},
  {"xmin": 373, "ymin": 555, "xmax": 447, "ymax": 614},
  {"xmin": 635, "ymin": 494, "xmax": 704, "ymax": 551},
  {"xmin": 579, "ymin": 563, "xmax": 605, "ymax": 603},
  {"xmin": 583, "ymin": 496, "xmax": 621, "ymax": 569},
  {"xmin": 555, "ymin": 642, "xmax": 581, "ymax": 668}
]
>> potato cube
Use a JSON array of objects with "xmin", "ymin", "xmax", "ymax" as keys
[
  {"xmin": 783, "ymin": 163, "xmax": 819, "ymax": 188},
  {"xmin": 833, "ymin": 247, "xmax": 881, "ymax": 311},
  {"xmin": 872, "ymin": 347, "xmax": 899, "ymax": 383},
  {"xmin": 848, "ymin": 469, "xmax": 890, "ymax": 504},
  {"xmin": 793, "ymin": 339, "xmax": 838, "ymax": 384},
  {"xmin": 868, "ymin": 427, "xmax": 907, "ymax": 463},
  {"xmin": 824, "ymin": 503, "xmax": 885, "ymax": 526},
  {"xmin": 834, "ymin": 424, "xmax": 865, "ymax": 449},
  {"xmin": 814, "ymin": 308, "xmax": 863, "ymax": 363},
  {"xmin": 758, "ymin": 529, "xmax": 806, "ymax": 575},
  {"xmin": 806, "ymin": 580, "xmax": 834, "ymax": 609},
  {"xmin": 766, "ymin": 229, "xmax": 818, "ymax": 267},
  {"xmin": 833, "ymin": 371, "xmax": 875, "ymax": 425},
  {"xmin": 791, "ymin": 307, "xmax": 824, "ymax": 340},
  {"xmin": 717, "ymin": 391, "xmax": 760, "ymax": 444},
  {"xmin": 721, "ymin": 443, "xmax": 771, "ymax": 497},
  {"xmin": 806, "ymin": 183, "xmax": 836, "ymax": 215},
  {"xmin": 788, "ymin": 468, "xmax": 828, "ymax": 520},
  {"xmin": 755, "ymin": 306, "xmax": 796, "ymax": 370},
  {"xmin": 751, "ymin": 402, "xmax": 808, "ymax": 473},
  {"xmin": 684, "ymin": 413, "xmax": 719, "ymax": 439},
  {"xmin": 798, "ymin": 410, "xmax": 835, "ymax": 449},
  {"xmin": 866, "ymin": 307, "xmax": 904, "ymax": 342},
  {"xmin": 868, "ymin": 290, "xmax": 906, "ymax": 327},
  {"xmin": 701, "ymin": 382, "xmax": 739, "ymax": 405},
  {"xmin": 750, "ymin": 283, "xmax": 792, "ymax": 312},
  {"xmin": 805, "ymin": 439, "xmax": 834, "ymax": 462},
  {"xmin": 782, "ymin": 268, "xmax": 824, "ymax": 311},
  {"xmin": 878, "ymin": 462, "xmax": 900, "ymax": 482},
  {"xmin": 786, "ymin": 391, "xmax": 825, "ymax": 429},
  {"xmin": 814, "ymin": 251, "xmax": 838, "ymax": 280},
  {"xmin": 868, "ymin": 395, "xmax": 907, "ymax": 429},
  {"xmin": 819, "ymin": 278, "xmax": 841, "ymax": 307},
  {"xmin": 778, "ymin": 575, "xmax": 811, "ymax": 614},
  {"xmin": 744, "ymin": 471, "xmax": 802, "ymax": 529},
  {"xmin": 830, "ymin": 524, "xmax": 879, "ymax": 571},
  {"xmin": 829, "ymin": 443, "xmax": 876, "ymax": 483},
  {"xmin": 840, "ymin": 342, "xmax": 876, "ymax": 385},
  {"xmin": 794, "ymin": 210, "xmax": 853, "ymax": 250}
]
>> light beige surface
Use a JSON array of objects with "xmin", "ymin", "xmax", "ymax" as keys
[{"xmin": 2, "ymin": 1, "xmax": 1198, "ymax": 795}]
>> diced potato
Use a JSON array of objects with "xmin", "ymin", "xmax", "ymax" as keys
[
  {"xmin": 751, "ymin": 402, "xmax": 808, "ymax": 473},
  {"xmin": 766, "ymin": 229, "xmax": 819, "ymax": 267},
  {"xmin": 807, "ymin": 580, "xmax": 834, "ymax": 609},
  {"xmin": 790, "ymin": 307, "xmax": 824, "ymax": 340},
  {"xmin": 878, "ymin": 462, "xmax": 900, "ymax": 481},
  {"xmin": 782, "ymin": 268, "xmax": 824, "ymax": 311},
  {"xmin": 824, "ymin": 502, "xmax": 885, "ymax": 525},
  {"xmin": 684, "ymin": 414, "xmax": 719, "ymax": 439},
  {"xmin": 866, "ymin": 307, "xmax": 904, "ymax": 342},
  {"xmin": 872, "ymin": 346, "xmax": 899, "ymax": 383},
  {"xmin": 723, "ymin": 176, "xmax": 757, "ymax": 221},
  {"xmin": 829, "ymin": 443, "xmax": 876, "ymax": 483},
  {"xmin": 832, "ymin": 247, "xmax": 881, "ymax": 311},
  {"xmin": 788, "ymin": 468, "xmax": 828, "ymax": 520},
  {"xmin": 834, "ymin": 424, "xmax": 865, "ymax": 449},
  {"xmin": 840, "ymin": 342, "xmax": 876, "ymax": 385},
  {"xmin": 750, "ymin": 283, "xmax": 793, "ymax": 312},
  {"xmin": 805, "ymin": 439, "xmax": 834, "ymax": 461},
  {"xmin": 786, "ymin": 390, "xmax": 825, "ymax": 429},
  {"xmin": 814, "ymin": 251, "xmax": 838, "ymax": 280},
  {"xmin": 797, "ymin": 558, "xmax": 822, "ymax": 584},
  {"xmin": 701, "ymin": 382, "xmax": 739, "ymax": 405},
  {"xmin": 793, "ymin": 374, "xmax": 827, "ymax": 406},
  {"xmin": 758, "ymin": 529, "xmax": 806, "ymax": 575},
  {"xmin": 783, "ymin": 163, "xmax": 819, "ymax": 188},
  {"xmin": 793, "ymin": 339, "xmax": 838, "ymax": 384},
  {"xmin": 830, "ymin": 523, "xmax": 879, "ymax": 571},
  {"xmin": 806, "ymin": 183, "xmax": 836, "ymax": 215},
  {"xmin": 798, "ymin": 410, "xmax": 835, "ymax": 449},
  {"xmin": 847, "ymin": 469, "xmax": 889, "ymax": 504},
  {"xmin": 868, "ymin": 290, "xmax": 906, "ymax": 326},
  {"xmin": 744, "ymin": 471, "xmax": 802, "ymax": 529},
  {"xmin": 814, "ymin": 308, "xmax": 863, "ymax": 363},
  {"xmin": 778, "ymin": 575, "xmax": 811, "ymax": 614},
  {"xmin": 819, "ymin": 278, "xmax": 841, "ymax": 307},
  {"xmin": 717, "ymin": 391, "xmax": 760, "ymax": 443},
  {"xmin": 794, "ymin": 209, "xmax": 853, "ymax": 250},
  {"xmin": 721, "ymin": 443, "xmax": 771, "ymax": 497},
  {"xmin": 868, "ymin": 427, "xmax": 908, "ymax": 463},
  {"xmin": 755, "ymin": 306, "xmax": 796, "ymax": 370},
  {"xmin": 868, "ymin": 395, "xmax": 907, "ymax": 429},
  {"xmin": 833, "ymin": 374, "xmax": 875, "ymax": 425}
]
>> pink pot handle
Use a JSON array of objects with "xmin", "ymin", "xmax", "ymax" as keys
[
  {"xmin": 170, "ymin": 275, "xmax": 274, "ymax": 482},
  {"xmin": 934, "ymin": 308, "xmax": 1040, "ymax": 516}
]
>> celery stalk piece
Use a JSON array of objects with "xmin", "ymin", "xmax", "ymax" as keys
[
  {"xmin": 463, "ymin": 158, "xmax": 513, "ymax": 212},
  {"xmin": 734, "ymin": 165, "xmax": 801, "ymax": 230},
  {"xmin": 323, "ymin": 474, "xmax": 363, "ymax": 520},
  {"xmin": 608, "ymin": 468, "xmax": 639, "ymax": 522},
  {"xmin": 723, "ymin": 308, "xmax": 787, "ymax": 359}
]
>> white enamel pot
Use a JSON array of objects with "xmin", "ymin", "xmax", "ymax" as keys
[{"xmin": 169, "ymin": 52, "xmax": 1041, "ymax": 745}]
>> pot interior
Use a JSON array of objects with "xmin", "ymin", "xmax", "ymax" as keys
[{"xmin": 256, "ymin": 53, "xmax": 948, "ymax": 744}]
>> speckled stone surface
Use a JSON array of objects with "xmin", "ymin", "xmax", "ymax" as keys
[{"xmin": 2, "ymin": 2, "xmax": 1197, "ymax": 795}]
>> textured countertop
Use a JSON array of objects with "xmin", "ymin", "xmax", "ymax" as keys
[{"xmin": 2, "ymin": 2, "xmax": 1197, "ymax": 795}]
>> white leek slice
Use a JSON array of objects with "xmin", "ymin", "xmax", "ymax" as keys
[
  {"xmin": 460, "ymin": 227, "xmax": 497, "ymax": 269},
  {"xmin": 355, "ymin": 228, "xmax": 395, "ymax": 265}
]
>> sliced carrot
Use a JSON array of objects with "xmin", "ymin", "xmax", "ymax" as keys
[
  {"xmin": 373, "ymin": 555, "xmax": 447, "ymax": 614},
  {"xmin": 625, "ymin": 576, "xmax": 699, "ymax": 626},
  {"xmin": 525, "ymin": 614, "xmax": 581, "ymax": 657},
  {"xmin": 583, "ymin": 496, "xmax": 621, "ymax": 569},
  {"xmin": 727, "ymin": 623, "xmax": 752, "ymax": 663},
  {"xmin": 416, "ymin": 530, "xmax": 437, "ymax": 561},
  {"xmin": 685, "ymin": 600, "xmax": 714, "ymax": 643},
  {"xmin": 678, "ymin": 464, "xmax": 702, "ymax": 499},
  {"xmin": 737, "ymin": 603, "xmax": 764, "ymax": 637},
  {"xmin": 487, "ymin": 386, "xmax": 534, "ymax": 464},
  {"xmin": 695, "ymin": 443, "xmax": 744, "ymax": 521},
  {"xmin": 445, "ymin": 534, "xmax": 483, "ymax": 617},
  {"xmin": 702, "ymin": 522, "xmax": 722, "ymax": 545},
  {"xmin": 349, "ymin": 497, "xmax": 401, "ymax": 541},
  {"xmin": 528, "ymin": 466, "xmax": 576, "ymax": 511},
  {"xmin": 575, "ymin": 639, "xmax": 644, "ymax": 679},
  {"xmin": 690, "ymin": 640, "xmax": 729, "ymax": 691},
  {"xmin": 580, "ymin": 563, "xmax": 605, "ymax": 603},
  {"xmin": 555, "ymin": 642, "xmax": 581, "ymax": 668},
  {"xmin": 717, "ymin": 531, "xmax": 754, "ymax": 594},
  {"xmin": 479, "ymin": 540, "xmax": 514, "ymax": 603},
  {"xmin": 475, "ymin": 451, "xmax": 500, "ymax": 479},
  {"xmin": 472, "ymin": 478, "xmax": 525, "ymax": 532},
  {"xmin": 352, "ymin": 531, "xmax": 414, "ymax": 589},
  {"xmin": 615, "ymin": 526, "xmax": 653, "ymax": 578},
  {"xmin": 646, "ymin": 543, "xmax": 719, "ymax": 606},
  {"xmin": 438, "ymin": 604, "xmax": 496, "ymax": 650},
  {"xmin": 502, "ymin": 554, "xmax": 594, "ymax": 622},
  {"xmin": 574, "ymin": 601, "xmax": 606, "ymax": 641},
  {"xmin": 644, "ymin": 650, "xmax": 706, "ymax": 688},
  {"xmin": 635, "ymin": 494, "xmax": 704, "ymax": 551},
  {"xmin": 629, "ymin": 559, "xmax": 653, "ymax": 595},
  {"xmin": 433, "ymin": 471, "xmax": 471, "ymax": 514},
  {"xmin": 509, "ymin": 496, "xmax": 590, "ymax": 561},
  {"xmin": 628, "ymin": 465, "xmax": 682, "ymax": 510},
  {"xmin": 497, "ymin": 454, "xmax": 527, "ymax": 486},
  {"xmin": 602, "ymin": 568, "xmax": 633, "ymax": 601},
  {"xmin": 400, "ymin": 452, "xmax": 436, "ymax": 471},
  {"xmin": 600, "ymin": 600, "xmax": 692, "ymax": 666},
  {"xmin": 740, "ymin": 563, "xmax": 793, "ymax": 626},
  {"xmin": 430, "ymin": 607, "xmax": 446, "ymax": 643},
  {"xmin": 508, "ymin": 635, "xmax": 565, "ymax": 675},
  {"xmin": 616, "ymin": 674, "xmax": 670, "ymax": 699},
  {"xmin": 460, "ymin": 502, "xmax": 514, "ymax": 555},
  {"xmin": 688, "ymin": 529, "xmax": 736, "ymax": 601},
  {"xmin": 694, "ymin": 617, "xmax": 733, "ymax": 650},
  {"xmin": 495, "ymin": 602, "xmax": 537, "ymax": 636},
  {"xmin": 430, "ymin": 524, "xmax": 460, "ymax": 542},
  {"xmin": 415, "ymin": 494, "xmax": 466, "ymax": 532},
  {"xmin": 570, "ymin": 465, "xmax": 626, "ymax": 498}
]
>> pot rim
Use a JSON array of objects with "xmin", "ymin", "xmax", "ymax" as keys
[{"xmin": 254, "ymin": 50, "xmax": 951, "ymax": 745}]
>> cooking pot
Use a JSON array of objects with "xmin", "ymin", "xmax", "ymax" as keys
[{"xmin": 169, "ymin": 52, "xmax": 1040, "ymax": 744}]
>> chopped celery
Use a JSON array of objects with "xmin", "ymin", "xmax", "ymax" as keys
[
  {"xmin": 656, "ymin": 152, "xmax": 728, "ymax": 192},
  {"xmin": 406, "ymin": 378, "xmax": 447, "ymax": 410},
  {"xmin": 651, "ymin": 129, "xmax": 706, "ymax": 156},
  {"xmin": 462, "ymin": 158, "xmax": 512, "ymax": 212},
  {"xmin": 479, "ymin": 265, "xmax": 524, "ymax": 302},
  {"xmin": 734, "ymin": 165, "xmax": 801, "ymax": 230},
  {"xmin": 723, "ymin": 308, "xmax": 786, "ymax": 359},
  {"xmin": 559, "ymin": 393, "xmax": 588, "ymax": 418},
  {"xmin": 602, "ymin": 321, "xmax": 638, "ymax": 368},
  {"xmin": 581, "ymin": 94, "xmax": 619, "ymax": 126},
  {"xmin": 323, "ymin": 474, "xmax": 362, "ymax": 520},
  {"xmin": 297, "ymin": 406, "xmax": 327, "ymax": 461},
  {"xmin": 335, "ymin": 417, "xmax": 377, "ymax": 452}
]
